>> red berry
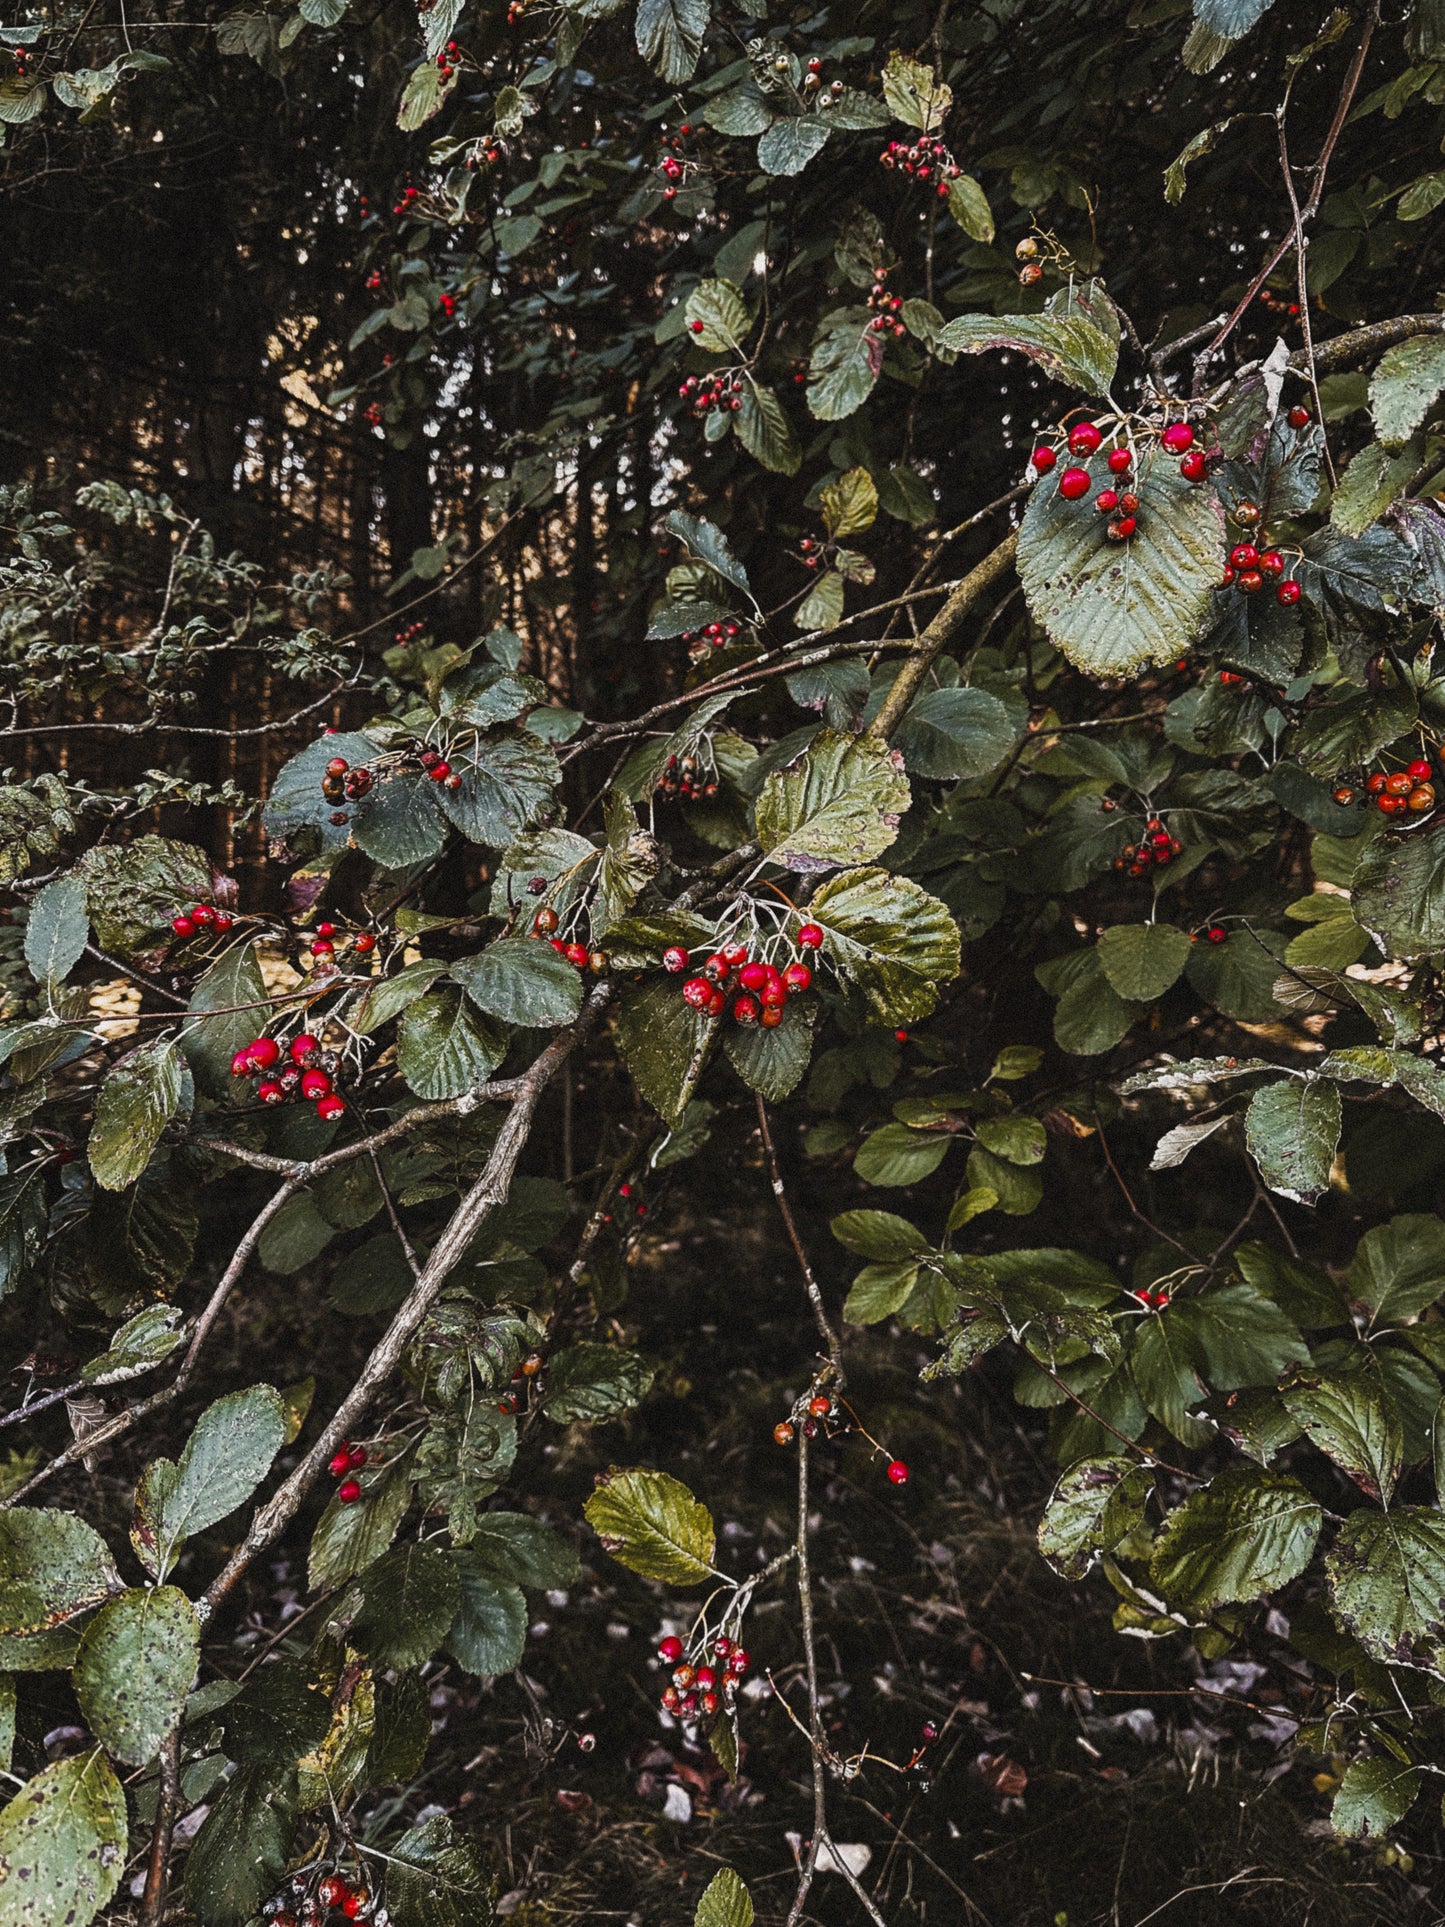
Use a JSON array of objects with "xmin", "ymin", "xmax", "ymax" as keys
[
  {"xmin": 212, "ymin": 912, "xmax": 234, "ymax": 932},
  {"xmin": 1108, "ymin": 516, "xmax": 1137, "ymax": 541},
  {"xmin": 887, "ymin": 1459, "xmax": 909, "ymax": 1486},
  {"xmin": 733, "ymin": 994, "xmax": 760, "ymax": 1025},
  {"xmin": 689, "ymin": 319, "xmax": 704, "ymax": 333},
  {"xmin": 429, "ymin": 761, "xmax": 451, "ymax": 782},
  {"xmin": 230, "ymin": 1049, "xmax": 253, "ymax": 1077},
  {"xmin": 337, "ymin": 1478, "xmax": 361, "ymax": 1503},
  {"xmin": 534, "ymin": 907, "xmax": 559, "ymax": 935},
  {"xmin": 1207, "ymin": 926, "xmax": 1227, "ymax": 945},
  {"xmin": 1386, "ymin": 772, "xmax": 1414, "ymax": 797},
  {"xmin": 171, "ymin": 914, "xmax": 196, "ymax": 938},
  {"xmin": 1275, "ymin": 579, "xmax": 1302, "ymax": 606},
  {"xmin": 895, "ymin": 1028, "xmax": 909, "ymax": 1043},
  {"xmin": 1107, "ymin": 447, "xmax": 1132, "ymax": 474},
  {"xmin": 353, "ymin": 931, "xmax": 375, "ymax": 954},
  {"xmin": 329, "ymin": 1448, "xmax": 353, "ymax": 1478},
  {"xmin": 325, "ymin": 758, "xmax": 349, "ymax": 780},
  {"xmin": 808, "ymin": 1394, "xmax": 831, "ymax": 1418},
  {"xmin": 1222, "ymin": 566, "xmax": 1236, "ymax": 587},
  {"xmin": 661, "ymin": 1686, "xmax": 681, "ymax": 1712},
  {"xmin": 1095, "ymin": 488, "xmax": 1119, "ymax": 513},
  {"xmin": 1179, "ymin": 451, "xmax": 1207, "ymax": 482},
  {"xmin": 1237, "ymin": 569, "xmax": 1264, "ymax": 594},
  {"xmin": 783, "ymin": 962, "xmax": 812, "ymax": 991},
  {"xmin": 1288, "ymin": 404, "xmax": 1311, "ymax": 428},
  {"xmin": 316, "ymin": 922, "xmax": 335, "ymax": 939},
  {"xmin": 301, "ymin": 1069, "xmax": 332, "ymax": 1100},
  {"xmin": 737, "ymin": 960, "xmax": 768, "ymax": 991},
  {"xmin": 318, "ymin": 1877, "xmax": 348, "ymax": 1908},
  {"xmin": 257, "ymin": 1079, "xmax": 285, "ymax": 1104},
  {"xmin": 290, "ymin": 1033, "xmax": 319, "ymax": 1065},
  {"xmin": 316, "ymin": 1094, "xmax": 346, "ymax": 1122},
  {"xmin": 1059, "ymin": 466, "xmax": 1091, "ymax": 501},
  {"xmin": 797, "ymin": 923, "xmax": 824, "ymax": 950},
  {"xmin": 714, "ymin": 1635, "xmax": 735, "ymax": 1657},
  {"xmin": 759, "ymin": 980, "xmax": 787, "ymax": 1009},
  {"xmin": 728, "ymin": 1648, "xmax": 750, "ymax": 1673},
  {"xmin": 760, "ymin": 1005, "xmax": 783, "ymax": 1028},
  {"xmin": 1229, "ymin": 543, "xmax": 1259, "ymax": 570},
  {"xmin": 565, "ymin": 942, "xmax": 589, "ymax": 968},
  {"xmin": 342, "ymin": 1893, "xmax": 369, "ymax": 1919},
  {"xmin": 1030, "ymin": 446, "xmax": 1057, "ymax": 472},
  {"xmin": 701, "ymin": 1690, "xmax": 719, "ymax": 1716},
  {"xmin": 704, "ymin": 952, "xmax": 731, "ymax": 980},
  {"xmin": 248, "ymin": 1036, "xmax": 280, "ymax": 1070},
  {"xmin": 1258, "ymin": 549, "xmax": 1284, "ymax": 578},
  {"xmin": 1161, "ymin": 422, "xmax": 1194, "ymax": 452},
  {"xmin": 673, "ymin": 1663, "xmax": 696, "ymax": 1690},
  {"xmin": 658, "ymin": 1635, "xmax": 684, "ymax": 1664},
  {"xmin": 1067, "ymin": 422, "xmax": 1102, "ymax": 456},
  {"xmin": 722, "ymin": 943, "xmax": 748, "ymax": 965},
  {"xmin": 1409, "ymin": 758, "xmax": 1433, "ymax": 780},
  {"xmin": 190, "ymin": 903, "xmax": 215, "ymax": 927},
  {"xmin": 706, "ymin": 986, "xmax": 726, "ymax": 1017},
  {"xmin": 695, "ymin": 1666, "xmax": 716, "ymax": 1691},
  {"xmin": 682, "ymin": 977, "xmax": 711, "ymax": 1008}
]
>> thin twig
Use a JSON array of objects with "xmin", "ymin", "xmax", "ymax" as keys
[{"xmin": 756, "ymin": 1095, "xmax": 843, "ymax": 1383}]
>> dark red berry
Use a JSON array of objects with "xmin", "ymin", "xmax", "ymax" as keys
[{"xmin": 887, "ymin": 1459, "xmax": 909, "ymax": 1485}]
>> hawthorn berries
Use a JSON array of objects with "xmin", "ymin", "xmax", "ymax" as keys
[
  {"xmin": 1160, "ymin": 422, "xmax": 1195, "ymax": 453},
  {"xmin": 655, "ymin": 1628, "xmax": 752, "ymax": 1727},
  {"xmin": 1113, "ymin": 817, "xmax": 1182, "ymax": 880},
  {"xmin": 234, "ymin": 1035, "xmax": 346, "ymax": 1123},
  {"xmin": 1364, "ymin": 760, "xmax": 1437, "ymax": 821},
  {"xmin": 797, "ymin": 923, "xmax": 824, "ymax": 950},
  {"xmin": 887, "ymin": 1459, "xmax": 910, "ymax": 1486},
  {"xmin": 1068, "ymin": 422, "xmax": 1102, "ymax": 457},
  {"xmin": 1031, "ymin": 445, "xmax": 1056, "ymax": 473},
  {"xmin": 171, "ymin": 901, "xmax": 232, "ymax": 940},
  {"xmin": 1288, "ymin": 403, "xmax": 1311, "ymax": 429},
  {"xmin": 1059, "ymin": 467, "xmax": 1091, "ymax": 501}
]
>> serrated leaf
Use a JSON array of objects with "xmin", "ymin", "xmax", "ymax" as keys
[
  {"xmin": 881, "ymin": 49, "xmax": 950, "ymax": 130},
  {"xmin": 263, "ymin": 731, "xmax": 376, "ymax": 859},
  {"xmin": 1326, "ymin": 1507, "xmax": 1445, "ymax": 1667},
  {"xmin": 181, "ymin": 939, "xmax": 269, "ymax": 1095},
  {"xmin": 353, "ymin": 1542, "xmax": 462, "ymax": 1669},
  {"xmin": 1194, "ymin": 0, "xmax": 1276, "ymax": 36},
  {"xmin": 73, "ymin": 1585, "xmax": 199, "ymax": 1766},
  {"xmin": 946, "ymin": 172, "xmax": 994, "ymax": 241},
  {"xmin": 1149, "ymin": 1467, "xmax": 1320, "ymax": 1610},
  {"xmin": 736, "ymin": 379, "xmax": 801, "ymax": 474},
  {"xmin": 807, "ymin": 306, "xmax": 883, "ymax": 422},
  {"xmin": 24, "ymin": 875, "xmax": 88, "ymax": 986},
  {"xmin": 434, "ymin": 728, "xmax": 558, "ymax": 849},
  {"xmin": 1244, "ymin": 1076, "xmax": 1341, "ymax": 1202},
  {"xmin": 820, "ymin": 466, "xmax": 878, "ymax": 539},
  {"xmin": 854, "ymin": 1121, "xmax": 950, "ymax": 1187},
  {"xmin": 830, "ymin": 1209, "xmax": 928, "ymax": 1260},
  {"xmin": 397, "ymin": 988, "xmax": 507, "ymax": 1100},
  {"xmin": 445, "ymin": 1555, "xmax": 527, "ymax": 1674},
  {"xmin": 695, "ymin": 1868, "xmax": 753, "ymax": 1927},
  {"xmin": 794, "ymin": 568, "xmax": 845, "ymax": 632},
  {"xmin": 721, "ymin": 992, "xmax": 815, "ymax": 1100},
  {"xmin": 842, "ymin": 1260, "xmax": 920, "ymax": 1322},
  {"xmin": 80, "ymin": 1304, "xmax": 185, "ymax": 1385},
  {"xmin": 1038, "ymin": 1456, "xmax": 1151, "ymax": 1581},
  {"xmin": 0, "ymin": 1510, "xmax": 121, "ymax": 1669},
  {"xmin": 635, "ymin": 0, "xmax": 707, "ymax": 82},
  {"xmin": 755, "ymin": 731, "xmax": 909, "ymax": 873},
  {"xmin": 1330, "ymin": 440, "xmax": 1419, "ymax": 537},
  {"xmin": 1096, "ymin": 924, "xmax": 1191, "ymax": 1002},
  {"xmin": 613, "ymin": 975, "xmax": 713, "ymax": 1125},
  {"xmin": 1018, "ymin": 448, "xmax": 1225, "ymax": 675},
  {"xmin": 353, "ymin": 770, "xmax": 447, "ymax": 869},
  {"xmin": 544, "ymin": 1342, "xmax": 655, "ymax": 1423},
  {"xmin": 1371, "ymin": 332, "xmax": 1445, "ymax": 445},
  {"xmin": 309, "ymin": 1466, "xmax": 411, "ymax": 1591},
  {"xmin": 584, "ymin": 1466, "xmax": 715, "ymax": 1583},
  {"xmin": 683, "ymin": 278, "xmax": 750, "ymax": 353},
  {"xmin": 757, "ymin": 115, "xmax": 829, "ymax": 175},
  {"xmin": 0, "ymin": 1749, "xmax": 127, "ymax": 1927},
  {"xmin": 184, "ymin": 1763, "xmax": 298, "ymax": 1927},
  {"xmin": 398, "ymin": 59, "xmax": 453, "ymax": 130},
  {"xmin": 137, "ymin": 1385, "xmax": 287, "ymax": 1578},
  {"xmin": 937, "ymin": 311, "xmax": 1118, "ymax": 398},
  {"xmin": 88, "ymin": 1038, "xmax": 187, "ymax": 1191},
  {"xmin": 663, "ymin": 511, "xmax": 751, "ymax": 598},
  {"xmin": 451, "ymin": 937, "xmax": 582, "ymax": 1027},
  {"xmin": 894, "ymin": 686, "xmax": 1016, "ymax": 781},
  {"xmin": 808, "ymin": 867, "xmax": 960, "ymax": 1022},
  {"xmin": 1348, "ymin": 1213, "xmax": 1445, "ymax": 1324},
  {"xmin": 1282, "ymin": 1370, "xmax": 1403, "ymax": 1506},
  {"xmin": 1353, "ymin": 826, "xmax": 1445, "ymax": 961},
  {"xmin": 386, "ymin": 1814, "xmax": 495, "ymax": 1927},
  {"xmin": 1332, "ymin": 1757, "xmax": 1420, "ymax": 1838}
]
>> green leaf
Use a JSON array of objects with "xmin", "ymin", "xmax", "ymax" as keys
[
  {"xmin": 80, "ymin": 1304, "xmax": 185, "ymax": 1385},
  {"xmin": 1038, "ymin": 1456, "xmax": 1151, "ymax": 1581},
  {"xmin": 793, "ymin": 568, "xmax": 845, "ymax": 632},
  {"xmin": 386, "ymin": 1814, "xmax": 495, "ymax": 1927},
  {"xmin": 24, "ymin": 875, "xmax": 88, "ymax": 985},
  {"xmin": 355, "ymin": 957, "xmax": 448, "ymax": 1035},
  {"xmin": 1348, "ymin": 1213, "xmax": 1445, "ymax": 1324},
  {"xmin": 88, "ymin": 1037, "xmax": 188, "ymax": 1191},
  {"xmin": 0, "ymin": 1509, "xmax": 121, "ymax": 1669},
  {"xmin": 1282, "ymin": 1370, "xmax": 1404, "ymax": 1506},
  {"xmin": 222, "ymin": 1660, "xmax": 332, "ymax": 1764},
  {"xmin": 634, "ymin": 0, "xmax": 707, "ymax": 82},
  {"xmin": 182, "ymin": 940, "xmax": 269, "ymax": 1096},
  {"xmin": 584, "ymin": 1466, "xmax": 715, "ymax": 1583},
  {"xmin": 0, "ymin": 77, "xmax": 46, "ymax": 125},
  {"xmin": 257, "ymin": 1193, "xmax": 335, "ymax": 1276},
  {"xmin": 0, "ymin": 1167, "xmax": 49, "ymax": 1305},
  {"xmin": 353, "ymin": 1542, "xmax": 462, "ymax": 1669},
  {"xmin": 854, "ymin": 1120, "xmax": 950, "ymax": 1187},
  {"xmin": 1370, "ymin": 331, "xmax": 1445, "ymax": 445},
  {"xmin": 1149, "ymin": 1467, "xmax": 1321, "ymax": 1610},
  {"xmin": 397, "ymin": 59, "xmax": 453, "ymax": 130},
  {"xmin": 397, "ymin": 988, "xmax": 507, "ymax": 1100},
  {"xmin": 807, "ymin": 306, "xmax": 883, "ymax": 422},
  {"xmin": 946, "ymin": 172, "xmax": 994, "ymax": 241},
  {"xmin": 1326, "ymin": 1507, "xmax": 1445, "ymax": 1667},
  {"xmin": 755, "ymin": 730, "xmax": 909, "ymax": 873},
  {"xmin": 721, "ymin": 992, "xmax": 815, "ymax": 1101},
  {"xmin": 1332, "ymin": 1756, "xmax": 1420, "ymax": 1838},
  {"xmin": 445, "ymin": 1555, "xmax": 527, "ymax": 1674},
  {"xmin": 1399, "ymin": 169, "xmax": 1445, "ymax": 220},
  {"xmin": 465, "ymin": 1512, "xmax": 580, "ymax": 1590},
  {"xmin": 184, "ymin": 1763, "xmax": 298, "ymax": 1927},
  {"xmin": 894, "ymin": 686, "xmax": 1016, "ymax": 782},
  {"xmin": 1244, "ymin": 1077, "xmax": 1341, "ymax": 1203},
  {"xmin": 1096, "ymin": 924, "xmax": 1191, "ymax": 1002},
  {"xmin": 881, "ymin": 49, "xmax": 951, "ymax": 130},
  {"xmin": 544, "ymin": 1342, "xmax": 655, "ymax": 1423},
  {"xmin": 1330, "ymin": 440, "xmax": 1419, "ymax": 537},
  {"xmin": 136, "ymin": 1385, "xmax": 287, "ymax": 1579},
  {"xmin": 830, "ymin": 1209, "xmax": 928, "ymax": 1260},
  {"xmin": 1353, "ymin": 826, "xmax": 1445, "ymax": 962},
  {"xmin": 757, "ymin": 116, "xmax": 829, "ymax": 176},
  {"xmin": 937, "ymin": 312, "xmax": 1118, "ymax": 399},
  {"xmin": 73, "ymin": 1584, "xmax": 199, "ymax": 1766},
  {"xmin": 683, "ymin": 278, "xmax": 750, "ymax": 354},
  {"xmin": 736, "ymin": 380, "xmax": 801, "ymax": 475},
  {"xmin": 434, "ymin": 728, "xmax": 558, "ymax": 849},
  {"xmin": 1023, "ymin": 452, "xmax": 1226, "ymax": 676},
  {"xmin": 451, "ymin": 937, "xmax": 582, "ymax": 1027},
  {"xmin": 309, "ymin": 1465, "xmax": 411, "ymax": 1591},
  {"xmin": 975, "ymin": 1115, "xmax": 1047, "ymax": 1165},
  {"xmin": 663, "ymin": 511, "xmax": 751, "ymax": 598},
  {"xmin": 613, "ymin": 975, "xmax": 713, "ymax": 1125},
  {"xmin": 843, "ymin": 1260, "xmax": 920, "ymax": 1323},
  {"xmin": 820, "ymin": 467, "xmax": 879, "ymax": 538},
  {"xmin": 695, "ymin": 1868, "xmax": 753, "ymax": 1927},
  {"xmin": 352, "ymin": 771, "xmax": 446, "ymax": 869},
  {"xmin": 0, "ymin": 1749, "xmax": 127, "ymax": 1927},
  {"xmin": 807, "ymin": 867, "xmax": 960, "ymax": 1022}
]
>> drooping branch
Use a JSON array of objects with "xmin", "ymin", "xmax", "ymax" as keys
[{"xmin": 868, "ymin": 534, "xmax": 1020, "ymax": 742}]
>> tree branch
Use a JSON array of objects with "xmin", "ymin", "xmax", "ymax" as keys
[{"xmin": 868, "ymin": 534, "xmax": 1020, "ymax": 741}]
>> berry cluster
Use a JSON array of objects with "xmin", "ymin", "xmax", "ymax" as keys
[
  {"xmin": 434, "ymin": 39, "xmax": 460, "ymax": 78},
  {"xmin": 328, "ymin": 1437, "xmax": 368, "ymax": 1505},
  {"xmin": 1258, "ymin": 288, "xmax": 1302, "ymax": 322},
  {"xmin": 230, "ymin": 1033, "xmax": 346, "ymax": 1123},
  {"xmin": 321, "ymin": 755, "xmax": 374, "ymax": 809},
  {"xmin": 805, "ymin": 59, "xmax": 847, "ymax": 105},
  {"xmin": 392, "ymin": 184, "xmax": 420, "ymax": 217},
  {"xmin": 678, "ymin": 368, "xmax": 742, "ymax": 416},
  {"xmin": 1351, "ymin": 760, "xmax": 1438, "ymax": 820},
  {"xmin": 876, "ymin": 133, "xmax": 963, "ymax": 201},
  {"xmin": 678, "ymin": 619, "xmax": 741, "ymax": 650},
  {"xmin": 363, "ymin": 402, "xmax": 383, "ymax": 427},
  {"xmin": 438, "ymin": 291, "xmax": 456, "ymax": 319},
  {"xmin": 365, "ymin": 270, "xmax": 383, "ymax": 292},
  {"xmin": 655, "ymin": 750, "xmax": 718, "ymax": 801},
  {"xmin": 261, "ymin": 1869, "xmax": 386, "ymax": 1925},
  {"xmin": 656, "ymin": 1630, "xmax": 751, "ymax": 1727},
  {"xmin": 531, "ymin": 906, "xmax": 609, "ymax": 973},
  {"xmin": 419, "ymin": 746, "xmax": 463, "ymax": 790},
  {"xmin": 655, "ymin": 125, "xmax": 696, "ymax": 200},
  {"xmin": 774, "ymin": 1391, "xmax": 909, "ymax": 1483},
  {"xmin": 1111, "ymin": 817, "xmax": 1181, "ymax": 879},
  {"xmin": 1031, "ymin": 419, "xmax": 1212, "ymax": 538},
  {"xmin": 1222, "ymin": 539, "xmax": 1299, "ymax": 605},
  {"xmin": 495, "ymin": 1350, "xmax": 543, "ymax": 1417},
  {"xmin": 1131, "ymin": 1286, "xmax": 1173, "ymax": 1309},
  {"xmin": 664, "ymin": 926, "xmax": 821, "ymax": 1028},
  {"xmin": 866, "ymin": 267, "xmax": 907, "ymax": 340},
  {"xmin": 170, "ymin": 901, "xmax": 235, "ymax": 941},
  {"xmin": 393, "ymin": 620, "xmax": 426, "ymax": 648}
]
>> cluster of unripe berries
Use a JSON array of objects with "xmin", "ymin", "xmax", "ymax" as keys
[
  {"xmin": 1222, "ymin": 540, "xmax": 1300, "ymax": 604},
  {"xmin": 656, "ymin": 1630, "xmax": 751, "ymax": 1726},
  {"xmin": 876, "ymin": 133, "xmax": 963, "ymax": 200},
  {"xmin": 803, "ymin": 58, "xmax": 846, "ymax": 103},
  {"xmin": 434, "ymin": 38, "xmax": 460, "ymax": 78},
  {"xmin": 1258, "ymin": 288, "xmax": 1302, "ymax": 321},
  {"xmin": 169, "ymin": 901, "xmax": 235, "ymax": 941},
  {"xmin": 261, "ymin": 1870, "xmax": 385, "ymax": 1925},
  {"xmin": 655, "ymin": 751, "xmax": 718, "ymax": 801},
  {"xmin": 679, "ymin": 366, "xmax": 742, "ymax": 416},
  {"xmin": 773, "ymin": 1392, "xmax": 909, "ymax": 1482},
  {"xmin": 1336, "ymin": 759, "xmax": 1439, "ymax": 820},
  {"xmin": 230, "ymin": 1032, "xmax": 346, "ymax": 1123},
  {"xmin": 321, "ymin": 756, "xmax": 374, "ymax": 823},
  {"xmin": 328, "ymin": 1437, "xmax": 369, "ymax": 1505},
  {"xmin": 531, "ymin": 906, "xmax": 609, "ymax": 973},
  {"xmin": 867, "ymin": 267, "xmax": 907, "ymax": 340},
  {"xmin": 1111, "ymin": 817, "xmax": 1182, "ymax": 879},
  {"xmin": 678, "ymin": 620, "xmax": 742, "ymax": 651},
  {"xmin": 665, "ymin": 927, "xmax": 821, "ymax": 1028}
]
